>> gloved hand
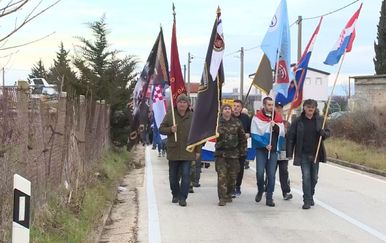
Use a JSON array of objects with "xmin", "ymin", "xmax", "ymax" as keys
[{"xmin": 319, "ymin": 129, "xmax": 328, "ymax": 138}]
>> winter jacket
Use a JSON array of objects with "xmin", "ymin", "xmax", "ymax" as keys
[
  {"xmin": 159, "ymin": 108, "xmax": 196, "ymax": 161},
  {"xmin": 287, "ymin": 112, "xmax": 330, "ymax": 165}
]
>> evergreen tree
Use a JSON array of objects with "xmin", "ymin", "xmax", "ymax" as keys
[
  {"xmin": 374, "ymin": 0, "xmax": 386, "ymax": 74},
  {"xmin": 29, "ymin": 59, "xmax": 48, "ymax": 80},
  {"xmin": 74, "ymin": 15, "xmax": 113, "ymax": 100},
  {"xmin": 47, "ymin": 42, "xmax": 78, "ymax": 95},
  {"xmin": 107, "ymin": 54, "xmax": 138, "ymax": 147},
  {"xmin": 74, "ymin": 16, "xmax": 138, "ymax": 146}
]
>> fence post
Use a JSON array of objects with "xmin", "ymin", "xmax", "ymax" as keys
[{"xmin": 12, "ymin": 174, "xmax": 31, "ymax": 243}]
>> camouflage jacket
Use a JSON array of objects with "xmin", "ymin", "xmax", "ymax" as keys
[{"xmin": 215, "ymin": 117, "xmax": 247, "ymax": 159}]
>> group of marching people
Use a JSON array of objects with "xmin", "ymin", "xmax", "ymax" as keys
[{"xmin": 160, "ymin": 93, "xmax": 330, "ymax": 210}]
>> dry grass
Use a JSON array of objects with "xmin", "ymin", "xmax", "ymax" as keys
[
  {"xmin": 30, "ymin": 149, "xmax": 131, "ymax": 243},
  {"xmin": 326, "ymin": 138, "xmax": 386, "ymax": 171}
]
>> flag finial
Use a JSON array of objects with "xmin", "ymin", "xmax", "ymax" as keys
[
  {"xmin": 173, "ymin": 3, "xmax": 176, "ymax": 20},
  {"xmin": 217, "ymin": 6, "xmax": 221, "ymax": 16}
]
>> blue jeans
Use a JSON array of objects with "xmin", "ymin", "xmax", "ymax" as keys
[
  {"xmin": 169, "ymin": 160, "xmax": 191, "ymax": 200},
  {"xmin": 300, "ymin": 154, "xmax": 319, "ymax": 203},
  {"xmin": 256, "ymin": 149, "xmax": 278, "ymax": 199}
]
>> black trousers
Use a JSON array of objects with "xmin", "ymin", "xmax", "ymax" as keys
[
  {"xmin": 235, "ymin": 156, "xmax": 246, "ymax": 188},
  {"xmin": 277, "ymin": 160, "xmax": 291, "ymax": 195}
]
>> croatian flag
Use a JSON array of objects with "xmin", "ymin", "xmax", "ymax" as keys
[
  {"xmin": 152, "ymin": 84, "xmax": 167, "ymax": 140},
  {"xmin": 251, "ymin": 110, "xmax": 285, "ymax": 151},
  {"xmin": 201, "ymin": 138, "xmax": 257, "ymax": 162},
  {"xmin": 324, "ymin": 3, "xmax": 362, "ymax": 65}
]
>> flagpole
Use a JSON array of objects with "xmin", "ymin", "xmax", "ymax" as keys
[
  {"xmin": 313, "ymin": 51, "xmax": 346, "ymax": 163},
  {"xmin": 243, "ymin": 81, "xmax": 253, "ymax": 104},
  {"xmin": 286, "ymin": 62, "xmax": 307, "ymax": 121},
  {"xmin": 268, "ymin": 48, "xmax": 281, "ymax": 159},
  {"xmin": 169, "ymin": 88, "xmax": 178, "ymax": 142},
  {"xmin": 170, "ymin": 3, "xmax": 177, "ymax": 142}
]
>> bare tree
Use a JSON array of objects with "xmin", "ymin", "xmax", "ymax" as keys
[{"xmin": 0, "ymin": 0, "xmax": 61, "ymax": 44}]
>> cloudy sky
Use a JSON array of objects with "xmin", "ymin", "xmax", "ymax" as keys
[{"xmin": 0, "ymin": 0, "xmax": 381, "ymax": 94}]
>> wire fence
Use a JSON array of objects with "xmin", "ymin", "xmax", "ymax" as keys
[{"xmin": 0, "ymin": 87, "xmax": 110, "ymax": 241}]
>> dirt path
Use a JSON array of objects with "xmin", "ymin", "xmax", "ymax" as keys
[{"xmin": 97, "ymin": 147, "xmax": 145, "ymax": 243}]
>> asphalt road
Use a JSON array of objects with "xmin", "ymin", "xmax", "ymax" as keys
[{"xmin": 137, "ymin": 146, "xmax": 386, "ymax": 243}]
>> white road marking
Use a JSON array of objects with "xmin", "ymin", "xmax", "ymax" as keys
[
  {"xmin": 146, "ymin": 146, "xmax": 162, "ymax": 243},
  {"xmin": 324, "ymin": 163, "xmax": 386, "ymax": 185},
  {"xmin": 249, "ymin": 166, "xmax": 386, "ymax": 241}
]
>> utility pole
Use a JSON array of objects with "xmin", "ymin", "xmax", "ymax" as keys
[
  {"xmin": 2, "ymin": 67, "xmax": 5, "ymax": 88},
  {"xmin": 183, "ymin": 64, "xmax": 186, "ymax": 83},
  {"xmin": 187, "ymin": 52, "xmax": 193, "ymax": 97},
  {"xmin": 240, "ymin": 47, "xmax": 244, "ymax": 100},
  {"xmin": 297, "ymin": 16, "xmax": 303, "ymax": 62},
  {"xmin": 348, "ymin": 76, "xmax": 351, "ymax": 98}
]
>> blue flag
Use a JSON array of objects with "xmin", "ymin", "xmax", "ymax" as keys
[{"xmin": 261, "ymin": 0, "xmax": 292, "ymax": 97}]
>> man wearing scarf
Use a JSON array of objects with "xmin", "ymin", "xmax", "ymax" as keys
[{"xmin": 251, "ymin": 97, "xmax": 285, "ymax": 207}]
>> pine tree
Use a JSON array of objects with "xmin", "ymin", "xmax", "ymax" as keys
[
  {"xmin": 48, "ymin": 42, "xmax": 78, "ymax": 95},
  {"xmin": 73, "ymin": 16, "xmax": 138, "ymax": 146},
  {"xmin": 374, "ymin": 0, "xmax": 386, "ymax": 74},
  {"xmin": 74, "ymin": 15, "xmax": 113, "ymax": 100},
  {"xmin": 29, "ymin": 59, "xmax": 48, "ymax": 79}
]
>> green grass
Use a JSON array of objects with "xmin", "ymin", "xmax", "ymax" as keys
[
  {"xmin": 30, "ymin": 149, "xmax": 131, "ymax": 243},
  {"xmin": 326, "ymin": 138, "xmax": 386, "ymax": 171}
]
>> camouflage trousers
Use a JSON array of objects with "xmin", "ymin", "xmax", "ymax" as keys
[{"xmin": 215, "ymin": 157, "xmax": 240, "ymax": 200}]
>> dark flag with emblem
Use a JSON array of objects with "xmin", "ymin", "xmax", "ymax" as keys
[
  {"xmin": 186, "ymin": 7, "xmax": 224, "ymax": 152},
  {"xmin": 127, "ymin": 28, "xmax": 169, "ymax": 151}
]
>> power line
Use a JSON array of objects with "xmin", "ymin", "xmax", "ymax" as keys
[
  {"xmin": 302, "ymin": 0, "xmax": 359, "ymax": 21},
  {"xmin": 224, "ymin": 0, "xmax": 360, "ymax": 58}
]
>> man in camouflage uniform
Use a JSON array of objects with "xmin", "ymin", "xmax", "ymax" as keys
[{"xmin": 215, "ymin": 104, "xmax": 247, "ymax": 206}]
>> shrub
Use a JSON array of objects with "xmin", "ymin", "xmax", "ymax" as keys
[{"xmin": 329, "ymin": 111, "xmax": 386, "ymax": 147}]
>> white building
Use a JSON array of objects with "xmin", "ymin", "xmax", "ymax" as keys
[{"xmin": 301, "ymin": 66, "xmax": 330, "ymax": 104}]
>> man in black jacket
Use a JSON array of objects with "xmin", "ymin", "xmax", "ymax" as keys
[
  {"xmin": 287, "ymin": 99, "xmax": 330, "ymax": 209},
  {"xmin": 232, "ymin": 100, "xmax": 251, "ymax": 198}
]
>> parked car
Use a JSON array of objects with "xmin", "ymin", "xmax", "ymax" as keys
[
  {"xmin": 329, "ymin": 111, "xmax": 348, "ymax": 120},
  {"xmin": 28, "ymin": 78, "xmax": 58, "ymax": 98}
]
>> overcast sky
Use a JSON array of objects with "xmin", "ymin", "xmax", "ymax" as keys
[{"xmin": 0, "ymin": 0, "xmax": 381, "ymax": 94}]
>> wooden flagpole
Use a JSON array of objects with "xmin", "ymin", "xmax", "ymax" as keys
[
  {"xmin": 286, "ymin": 62, "xmax": 307, "ymax": 121},
  {"xmin": 170, "ymin": 3, "xmax": 177, "ymax": 142},
  {"xmin": 243, "ymin": 81, "xmax": 253, "ymax": 104},
  {"xmin": 169, "ymin": 88, "xmax": 178, "ymax": 142},
  {"xmin": 313, "ymin": 51, "xmax": 346, "ymax": 163},
  {"xmin": 268, "ymin": 49, "xmax": 281, "ymax": 159}
]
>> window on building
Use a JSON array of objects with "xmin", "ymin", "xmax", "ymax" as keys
[
  {"xmin": 316, "ymin": 77, "xmax": 322, "ymax": 85},
  {"xmin": 305, "ymin": 78, "xmax": 311, "ymax": 85}
]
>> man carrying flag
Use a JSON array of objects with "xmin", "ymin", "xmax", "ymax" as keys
[
  {"xmin": 251, "ymin": 97, "xmax": 285, "ymax": 207},
  {"xmin": 251, "ymin": 0, "xmax": 289, "ymax": 207},
  {"xmin": 287, "ymin": 4, "xmax": 362, "ymax": 210},
  {"xmin": 160, "ymin": 93, "xmax": 197, "ymax": 207},
  {"xmin": 186, "ymin": 7, "xmax": 224, "ymax": 152}
]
